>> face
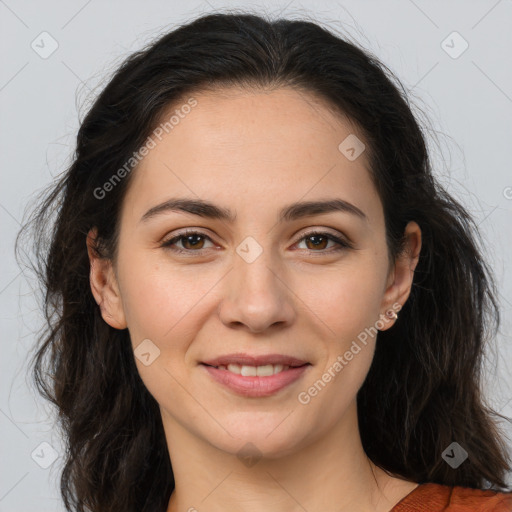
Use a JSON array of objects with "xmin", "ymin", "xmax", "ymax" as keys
[{"xmin": 88, "ymin": 86, "xmax": 420, "ymax": 460}]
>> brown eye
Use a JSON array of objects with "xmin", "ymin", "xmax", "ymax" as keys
[
  {"xmin": 161, "ymin": 229, "xmax": 353, "ymax": 255},
  {"xmin": 303, "ymin": 234, "xmax": 330, "ymax": 250},
  {"xmin": 179, "ymin": 234, "xmax": 206, "ymax": 250},
  {"xmin": 161, "ymin": 231, "xmax": 215, "ymax": 253},
  {"xmin": 296, "ymin": 231, "xmax": 352, "ymax": 252}
]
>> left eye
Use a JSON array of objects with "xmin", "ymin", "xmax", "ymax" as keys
[
  {"xmin": 160, "ymin": 230, "xmax": 352, "ymax": 254},
  {"xmin": 295, "ymin": 231, "xmax": 351, "ymax": 252}
]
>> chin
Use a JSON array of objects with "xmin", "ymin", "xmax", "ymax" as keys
[{"xmin": 206, "ymin": 411, "xmax": 312, "ymax": 460}]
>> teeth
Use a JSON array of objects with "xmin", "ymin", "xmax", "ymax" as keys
[
  {"xmin": 220, "ymin": 363, "xmax": 290, "ymax": 376},
  {"xmin": 272, "ymin": 364, "xmax": 284, "ymax": 374},
  {"xmin": 241, "ymin": 365, "xmax": 257, "ymax": 377}
]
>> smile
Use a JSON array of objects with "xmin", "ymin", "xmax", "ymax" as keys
[
  {"xmin": 200, "ymin": 361, "xmax": 311, "ymax": 397},
  {"xmin": 207, "ymin": 363, "xmax": 291, "ymax": 376}
]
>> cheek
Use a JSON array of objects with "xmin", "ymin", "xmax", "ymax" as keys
[
  {"xmin": 116, "ymin": 253, "xmax": 215, "ymax": 409},
  {"xmin": 295, "ymin": 270, "xmax": 382, "ymax": 428},
  {"xmin": 294, "ymin": 262, "xmax": 386, "ymax": 342},
  {"xmin": 119, "ymin": 245, "xmax": 387, "ymax": 350},
  {"xmin": 117, "ymin": 253, "xmax": 219, "ymax": 342}
]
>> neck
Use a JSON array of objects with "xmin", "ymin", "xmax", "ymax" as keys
[{"xmin": 163, "ymin": 400, "xmax": 418, "ymax": 512}]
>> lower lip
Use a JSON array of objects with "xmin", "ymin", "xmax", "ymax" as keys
[{"xmin": 201, "ymin": 364, "xmax": 310, "ymax": 397}]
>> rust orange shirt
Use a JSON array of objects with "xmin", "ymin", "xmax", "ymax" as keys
[{"xmin": 391, "ymin": 483, "xmax": 512, "ymax": 511}]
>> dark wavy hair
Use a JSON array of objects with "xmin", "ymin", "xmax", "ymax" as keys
[{"xmin": 16, "ymin": 10, "xmax": 511, "ymax": 512}]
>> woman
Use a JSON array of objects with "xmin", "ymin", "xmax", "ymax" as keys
[{"xmin": 18, "ymin": 11, "xmax": 512, "ymax": 512}]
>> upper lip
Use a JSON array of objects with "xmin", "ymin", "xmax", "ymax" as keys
[{"xmin": 202, "ymin": 353, "xmax": 310, "ymax": 367}]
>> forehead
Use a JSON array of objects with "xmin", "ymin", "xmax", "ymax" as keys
[{"xmin": 122, "ymin": 86, "xmax": 383, "ymax": 228}]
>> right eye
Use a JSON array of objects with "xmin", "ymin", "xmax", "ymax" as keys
[{"xmin": 160, "ymin": 230, "xmax": 216, "ymax": 253}]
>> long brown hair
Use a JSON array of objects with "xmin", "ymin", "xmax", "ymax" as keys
[{"xmin": 16, "ymin": 11, "xmax": 511, "ymax": 512}]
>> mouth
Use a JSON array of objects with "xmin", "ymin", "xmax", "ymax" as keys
[
  {"xmin": 202, "ymin": 362, "xmax": 301, "ymax": 376},
  {"xmin": 201, "ymin": 353, "xmax": 310, "ymax": 368},
  {"xmin": 200, "ymin": 353, "xmax": 311, "ymax": 397}
]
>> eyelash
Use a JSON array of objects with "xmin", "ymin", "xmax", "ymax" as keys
[{"xmin": 160, "ymin": 229, "xmax": 353, "ymax": 255}]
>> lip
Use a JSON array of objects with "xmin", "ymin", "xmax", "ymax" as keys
[
  {"xmin": 201, "ymin": 364, "xmax": 310, "ymax": 397},
  {"xmin": 201, "ymin": 353, "xmax": 309, "ymax": 367}
]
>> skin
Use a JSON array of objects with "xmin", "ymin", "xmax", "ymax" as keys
[{"xmin": 87, "ymin": 86, "xmax": 422, "ymax": 512}]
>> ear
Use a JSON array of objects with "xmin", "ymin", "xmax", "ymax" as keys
[
  {"xmin": 378, "ymin": 221, "xmax": 422, "ymax": 331},
  {"xmin": 86, "ymin": 228, "xmax": 127, "ymax": 330}
]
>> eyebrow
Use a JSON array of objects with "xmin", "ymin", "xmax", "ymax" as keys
[{"xmin": 139, "ymin": 197, "xmax": 368, "ymax": 224}]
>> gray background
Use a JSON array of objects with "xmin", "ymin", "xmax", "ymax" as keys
[{"xmin": 1, "ymin": 0, "xmax": 511, "ymax": 510}]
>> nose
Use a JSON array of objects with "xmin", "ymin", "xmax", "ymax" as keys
[{"xmin": 217, "ymin": 248, "xmax": 296, "ymax": 334}]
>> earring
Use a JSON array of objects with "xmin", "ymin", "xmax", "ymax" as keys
[
  {"xmin": 377, "ymin": 308, "xmax": 399, "ymax": 331},
  {"xmin": 385, "ymin": 309, "xmax": 398, "ymax": 320}
]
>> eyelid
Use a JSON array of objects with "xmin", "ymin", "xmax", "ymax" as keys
[
  {"xmin": 161, "ymin": 228, "xmax": 217, "ymax": 251},
  {"xmin": 293, "ymin": 227, "xmax": 353, "ymax": 246},
  {"xmin": 160, "ymin": 227, "xmax": 354, "ymax": 253}
]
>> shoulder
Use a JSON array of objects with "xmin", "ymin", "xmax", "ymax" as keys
[
  {"xmin": 392, "ymin": 482, "xmax": 512, "ymax": 511},
  {"xmin": 447, "ymin": 484, "xmax": 512, "ymax": 511}
]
